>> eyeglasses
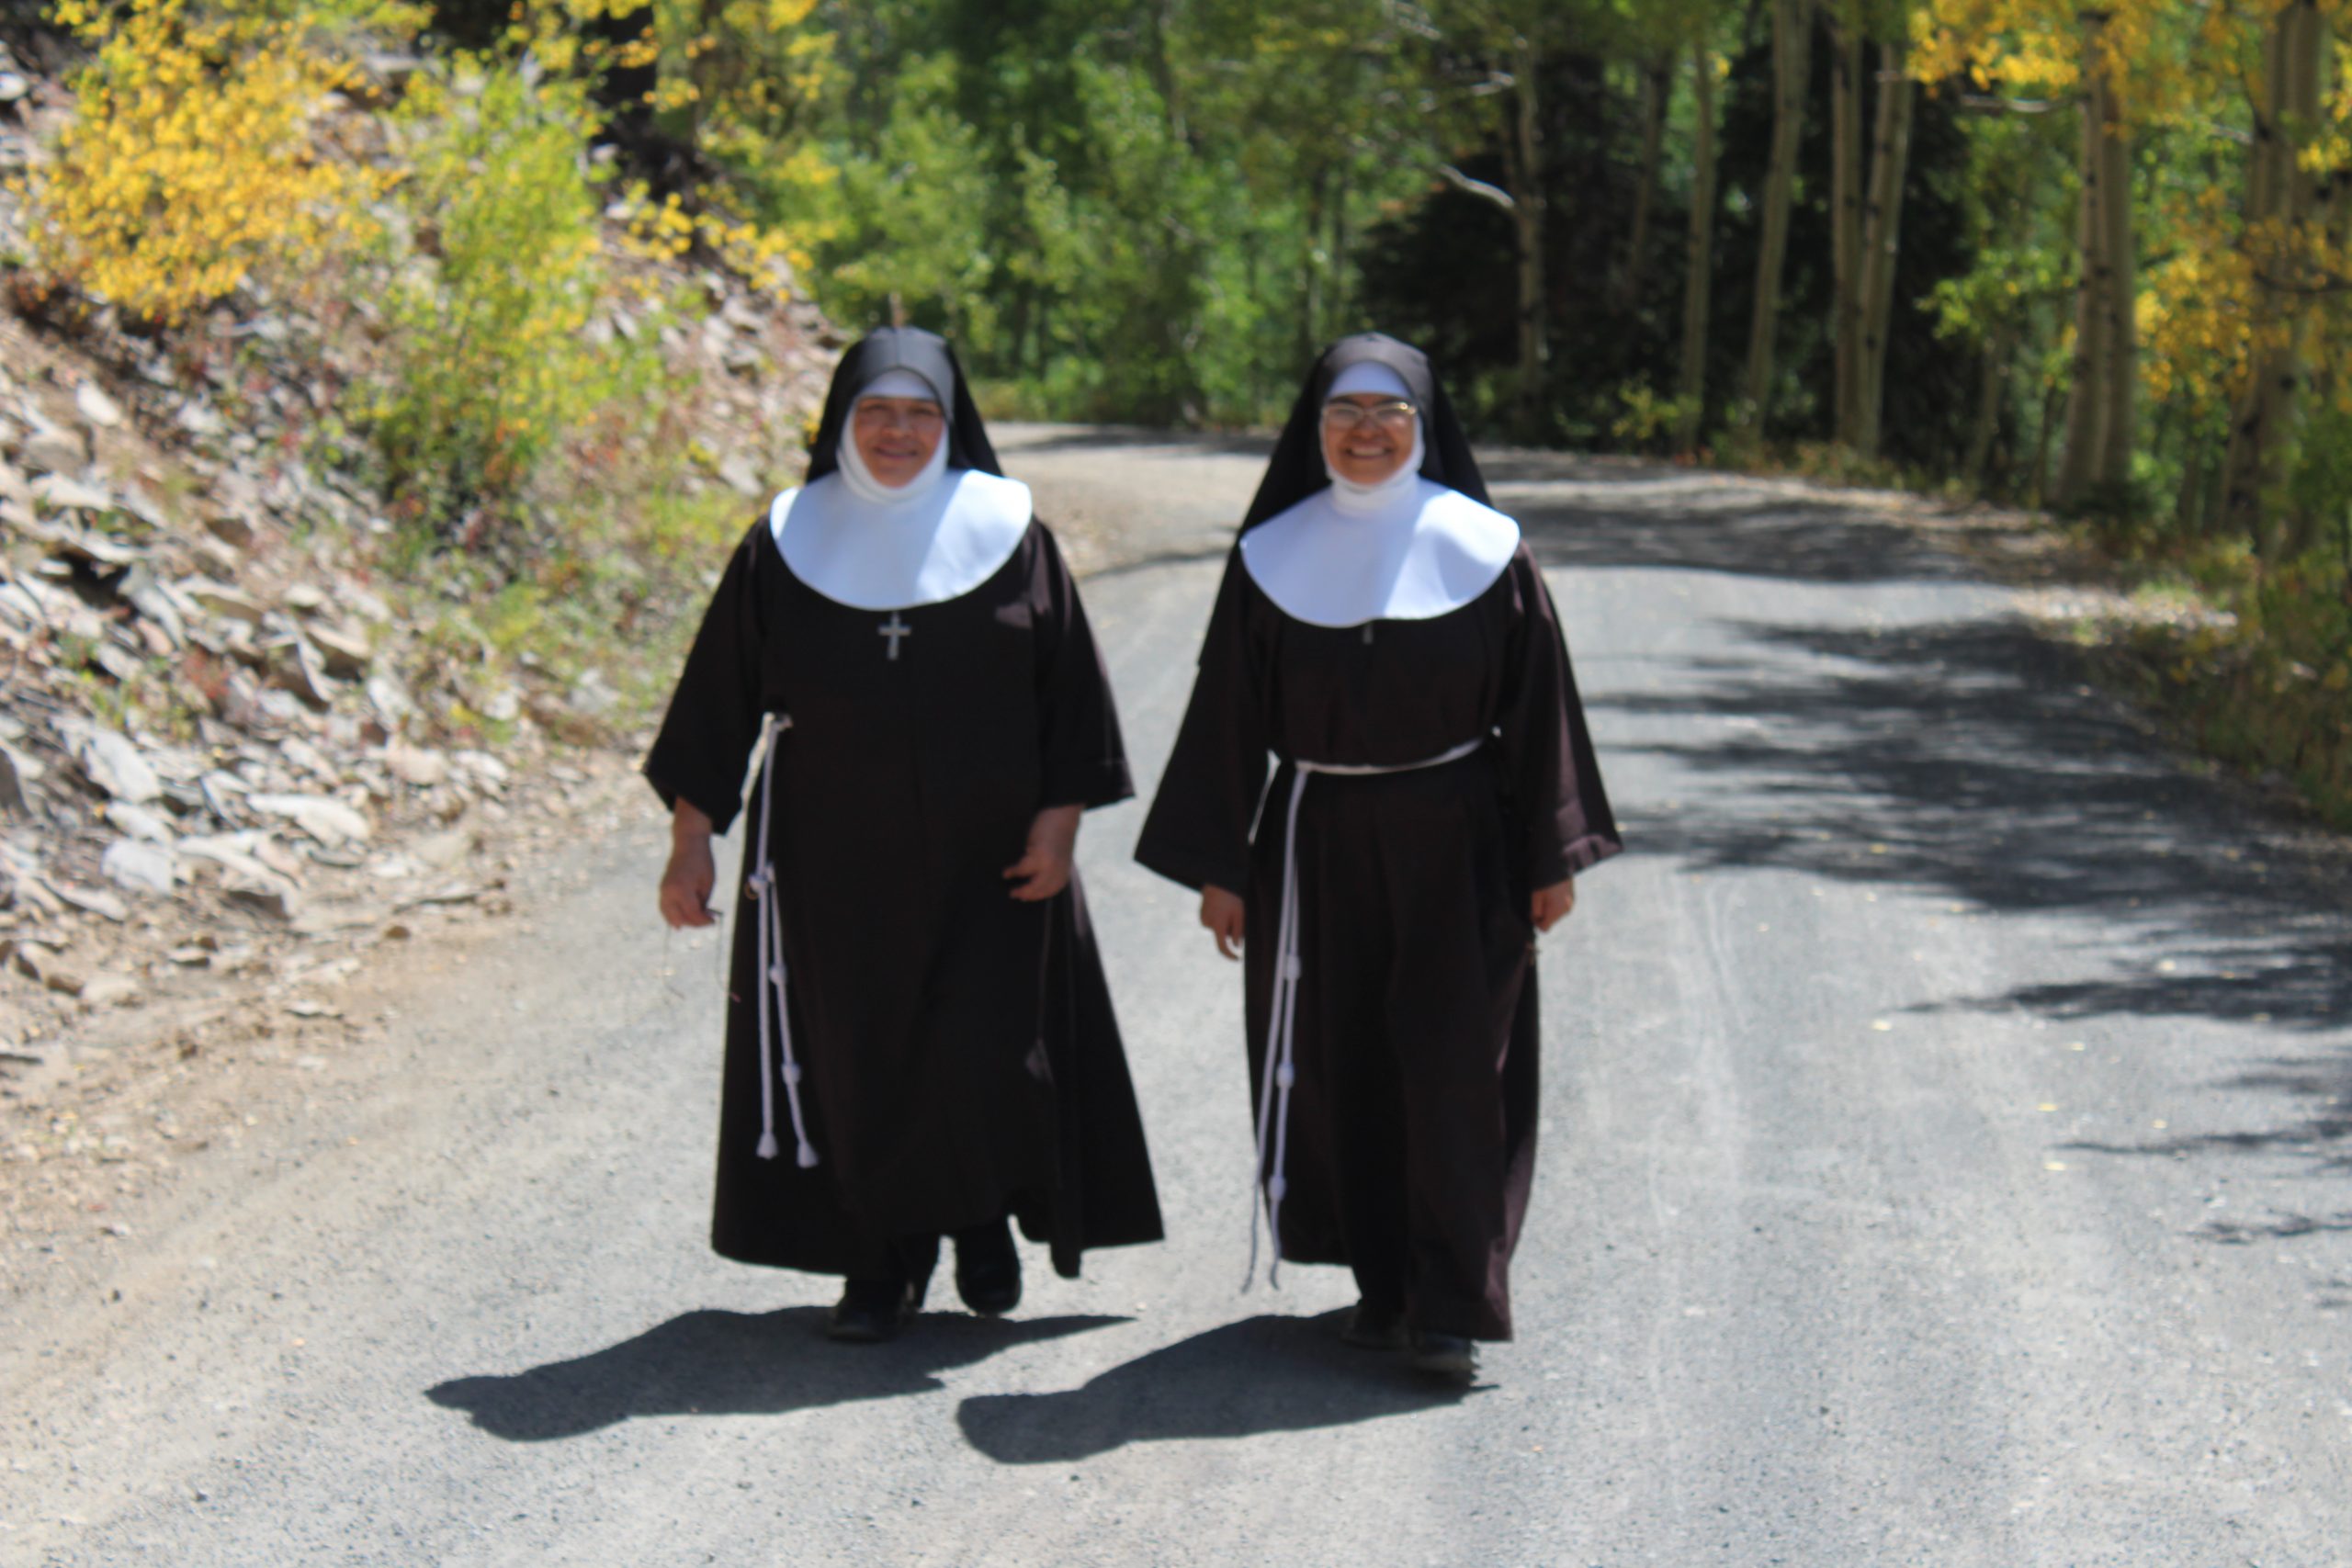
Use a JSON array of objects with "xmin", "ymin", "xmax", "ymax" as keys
[
  {"xmin": 854, "ymin": 400, "xmax": 945, "ymax": 432},
  {"xmin": 1321, "ymin": 400, "xmax": 1418, "ymax": 431}
]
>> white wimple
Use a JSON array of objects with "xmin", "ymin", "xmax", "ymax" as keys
[
  {"xmin": 1245, "ymin": 736, "xmax": 1487, "ymax": 1290},
  {"xmin": 1240, "ymin": 480, "xmax": 1520, "ymax": 628},
  {"xmin": 771, "ymin": 467, "xmax": 1033, "ymax": 613}
]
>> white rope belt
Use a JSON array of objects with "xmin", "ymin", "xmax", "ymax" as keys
[
  {"xmin": 747, "ymin": 713, "xmax": 818, "ymax": 1168},
  {"xmin": 1246, "ymin": 734, "xmax": 1487, "ymax": 1289}
]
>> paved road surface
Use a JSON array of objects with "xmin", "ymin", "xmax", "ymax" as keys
[{"xmin": 6, "ymin": 428, "xmax": 2349, "ymax": 1564}]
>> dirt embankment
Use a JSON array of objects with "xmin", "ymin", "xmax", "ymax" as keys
[{"xmin": 0, "ymin": 28, "xmax": 841, "ymax": 1259}]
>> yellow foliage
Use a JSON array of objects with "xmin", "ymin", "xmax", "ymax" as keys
[
  {"xmin": 26, "ymin": 0, "xmax": 390, "ymax": 321},
  {"xmin": 615, "ymin": 180, "xmax": 820, "ymax": 298},
  {"xmin": 1910, "ymin": 0, "xmax": 2190, "ymax": 115},
  {"xmin": 1918, "ymin": 0, "xmax": 2352, "ymax": 427}
]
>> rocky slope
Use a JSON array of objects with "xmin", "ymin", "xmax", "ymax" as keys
[{"xmin": 0, "ymin": 28, "xmax": 837, "ymax": 1170}]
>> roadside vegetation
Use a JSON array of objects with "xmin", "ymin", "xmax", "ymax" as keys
[
  {"xmin": 640, "ymin": 0, "xmax": 2348, "ymax": 830},
  {"xmin": 0, "ymin": 0, "xmax": 838, "ymax": 1133},
  {"xmin": 9, "ymin": 0, "xmax": 821, "ymax": 736},
  {"xmin": 3, "ymin": 0, "xmax": 2347, "ymax": 828}
]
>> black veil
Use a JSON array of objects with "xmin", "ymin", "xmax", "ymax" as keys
[
  {"xmin": 1238, "ymin": 333, "xmax": 1490, "ymax": 531},
  {"xmin": 804, "ymin": 326, "xmax": 1004, "ymax": 480}
]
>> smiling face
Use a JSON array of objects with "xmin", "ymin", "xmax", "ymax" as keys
[
  {"xmin": 1320, "ymin": 391, "xmax": 1419, "ymax": 487},
  {"xmin": 850, "ymin": 395, "xmax": 947, "ymax": 486}
]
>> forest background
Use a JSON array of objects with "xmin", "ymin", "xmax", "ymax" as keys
[{"xmin": 6, "ymin": 0, "xmax": 2351, "ymax": 827}]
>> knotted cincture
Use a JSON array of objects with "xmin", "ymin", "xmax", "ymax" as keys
[
  {"xmin": 1243, "ymin": 734, "xmax": 1487, "ymax": 1292},
  {"xmin": 748, "ymin": 713, "xmax": 818, "ymax": 1168}
]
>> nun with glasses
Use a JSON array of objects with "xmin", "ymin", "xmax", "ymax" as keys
[
  {"xmin": 647, "ymin": 326, "xmax": 1163, "ymax": 1343},
  {"xmin": 1136, "ymin": 333, "xmax": 1620, "ymax": 1379}
]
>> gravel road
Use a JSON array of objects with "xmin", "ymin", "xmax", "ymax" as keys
[{"xmin": 5, "ymin": 427, "xmax": 2349, "ymax": 1565}]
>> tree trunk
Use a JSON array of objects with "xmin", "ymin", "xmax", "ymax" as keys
[
  {"xmin": 1829, "ymin": 15, "xmax": 1865, "ymax": 446},
  {"xmin": 1615, "ymin": 56, "xmax": 1673, "ymax": 313},
  {"xmin": 1853, "ymin": 41, "xmax": 1917, "ymax": 460},
  {"xmin": 1330, "ymin": 167, "xmax": 1352, "ymax": 331},
  {"xmin": 2175, "ymin": 424, "xmax": 2210, "ymax": 536},
  {"xmin": 2055, "ymin": 12, "xmax": 2118, "ymax": 508},
  {"xmin": 2032, "ymin": 375, "xmax": 2060, "ymax": 507},
  {"xmin": 2094, "ymin": 71, "xmax": 2138, "ymax": 495},
  {"xmin": 2220, "ymin": 1, "xmax": 2329, "ymax": 559},
  {"xmin": 1678, "ymin": 42, "xmax": 1722, "ymax": 453},
  {"xmin": 1965, "ymin": 321, "xmax": 2013, "ymax": 492},
  {"xmin": 1740, "ymin": 0, "xmax": 1812, "ymax": 441},
  {"xmin": 1300, "ymin": 168, "xmax": 1329, "ymax": 367},
  {"xmin": 1146, "ymin": 0, "xmax": 1188, "ymax": 144},
  {"xmin": 1510, "ymin": 32, "xmax": 1550, "ymax": 438}
]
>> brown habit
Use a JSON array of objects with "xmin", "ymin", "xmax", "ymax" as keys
[
  {"xmin": 646, "ymin": 515, "xmax": 1164, "ymax": 1284},
  {"xmin": 1134, "ymin": 333, "xmax": 1619, "ymax": 1340}
]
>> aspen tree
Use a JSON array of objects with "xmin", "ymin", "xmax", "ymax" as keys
[
  {"xmin": 1738, "ymin": 0, "xmax": 1815, "ymax": 439},
  {"xmin": 1679, "ymin": 40, "xmax": 1724, "ymax": 452},
  {"xmin": 2219, "ymin": 0, "xmax": 2335, "ymax": 558}
]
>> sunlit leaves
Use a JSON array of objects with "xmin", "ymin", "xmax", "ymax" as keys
[
  {"xmin": 26, "ymin": 0, "xmax": 397, "ymax": 321},
  {"xmin": 369, "ymin": 60, "xmax": 660, "ymax": 521}
]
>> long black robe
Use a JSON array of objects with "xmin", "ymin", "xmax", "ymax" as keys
[
  {"xmin": 1134, "ymin": 543, "xmax": 1618, "ymax": 1339},
  {"xmin": 647, "ymin": 514, "xmax": 1163, "ymax": 1284}
]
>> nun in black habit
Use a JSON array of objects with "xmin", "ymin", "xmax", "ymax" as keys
[
  {"xmin": 648, "ymin": 327, "xmax": 1163, "ymax": 1341},
  {"xmin": 1135, "ymin": 333, "xmax": 1620, "ymax": 1378}
]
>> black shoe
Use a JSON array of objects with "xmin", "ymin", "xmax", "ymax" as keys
[
  {"xmin": 1340, "ymin": 1299, "xmax": 1408, "ymax": 1350},
  {"xmin": 952, "ymin": 1217, "xmax": 1022, "ymax": 1316},
  {"xmin": 1408, "ymin": 1330, "xmax": 1478, "ymax": 1380},
  {"xmin": 827, "ymin": 1277, "xmax": 917, "ymax": 1343}
]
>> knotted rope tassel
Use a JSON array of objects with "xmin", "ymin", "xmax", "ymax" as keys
[
  {"xmin": 748, "ymin": 714, "xmax": 817, "ymax": 1168},
  {"xmin": 1241, "ymin": 737, "xmax": 1487, "ymax": 1292},
  {"xmin": 1244, "ymin": 771, "xmax": 1310, "ymax": 1290}
]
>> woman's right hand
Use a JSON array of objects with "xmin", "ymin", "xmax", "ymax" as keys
[
  {"xmin": 659, "ymin": 803, "xmax": 718, "ymax": 929},
  {"xmin": 1201, "ymin": 885, "xmax": 1245, "ymax": 961}
]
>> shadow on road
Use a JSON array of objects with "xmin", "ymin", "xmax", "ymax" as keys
[
  {"xmin": 2061, "ymin": 1048, "xmax": 2352, "ymax": 1190},
  {"xmin": 1584, "ymin": 588, "xmax": 2352, "ymax": 1189},
  {"xmin": 956, "ymin": 1310, "xmax": 1476, "ymax": 1462},
  {"xmin": 1603, "ymin": 616, "xmax": 2351, "ymax": 1035},
  {"xmin": 1516, "ymin": 487, "xmax": 1977, "ymax": 584},
  {"xmin": 427, "ymin": 1308, "xmax": 1124, "ymax": 1440}
]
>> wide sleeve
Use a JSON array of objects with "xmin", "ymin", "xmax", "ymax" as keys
[
  {"xmin": 641, "ymin": 522, "xmax": 770, "ymax": 835},
  {"xmin": 1030, "ymin": 521, "xmax": 1135, "ymax": 810},
  {"xmin": 1133, "ymin": 549, "xmax": 1270, "ymax": 895},
  {"xmin": 1496, "ymin": 547, "xmax": 1623, "ymax": 886}
]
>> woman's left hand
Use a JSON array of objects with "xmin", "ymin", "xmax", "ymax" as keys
[
  {"xmin": 1005, "ymin": 804, "xmax": 1084, "ymax": 901},
  {"xmin": 1531, "ymin": 876, "xmax": 1577, "ymax": 933}
]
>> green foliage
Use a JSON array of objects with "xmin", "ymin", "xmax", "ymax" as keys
[
  {"xmin": 387, "ymin": 399, "xmax": 749, "ymax": 741},
  {"xmin": 1611, "ymin": 382, "xmax": 1700, "ymax": 452},
  {"xmin": 23, "ymin": 0, "xmax": 2352, "ymax": 825},
  {"xmin": 368, "ymin": 61, "xmax": 660, "ymax": 529},
  {"xmin": 707, "ymin": 0, "xmax": 1429, "ymax": 424},
  {"xmin": 2108, "ymin": 555, "xmax": 2352, "ymax": 832},
  {"xmin": 792, "ymin": 54, "xmax": 995, "ymax": 333}
]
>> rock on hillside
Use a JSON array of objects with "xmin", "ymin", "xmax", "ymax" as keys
[{"xmin": 0, "ymin": 32, "xmax": 839, "ymax": 1082}]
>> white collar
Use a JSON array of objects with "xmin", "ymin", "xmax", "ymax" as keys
[
  {"xmin": 772, "ymin": 468, "xmax": 1034, "ymax": 611},
  {"xmin": 1239, "ymin": 479, "xmax": 1520, "ymax": 627}
]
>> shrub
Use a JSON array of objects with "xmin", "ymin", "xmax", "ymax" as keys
[
  {"xmin": 1611, "ymin": 382, "xmax": 1701, "ymax": 454},
  {"xmin": 27, "ymin": 0, "xmax": 392, "ymax": 322},
  {"xmin": 368, "ymin": 60, "xmax": 657, "ymax": 527}
]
